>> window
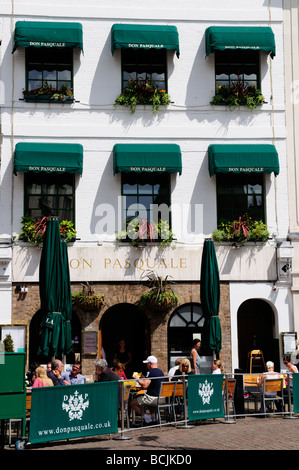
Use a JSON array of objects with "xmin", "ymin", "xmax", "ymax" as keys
[
  {"xmin": 24, "ymin": 172, "xmax": 75, "ymax": 222},
  {"xmin": 216, "ymin": 173, "xmax": 264, "ymax": 222},
  {"xmin": 25, "ymin": 47, "xmax": 73, "ymax": 101},
  {"xmin": 215, "ymin": 50, "xmax": 260, "ymax": 89},
  {"xmin": 168, "ymin": 303, "xmax": 206, "ymax": 369},
  {"xmin": 121, "ymin": 49, "xmax": 167, "ymax": 91},
  {"xmin": 121, "ymin": 172, "xmax": 170, "ymax": 241}
]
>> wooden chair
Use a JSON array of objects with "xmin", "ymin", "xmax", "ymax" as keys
[
  {"xmin": 262, "ymin": 378, "xmax": 284, "ymax": 414},
  {"xmin": 243, "ymin": 374, "xmax": 262, "ymax": 412},
  {"xmin": 26, "ymin": 392, "xmax": 32, "ymax": 418},
  {"xmin": 223, "ymin": 378, "xmax": 236, "ymax": 417},
  {"xmin": 123, "ymin": 383, "xmax": 131, "ymax": 429},
  {"xmin": 172, "ymin": 382, "xmax": 184, "ymax": 424},
  {"xmin": 141, "ymin": 382, "xmax": 176, "ymax": 427},
  {"xmin": 247, "ymin": 350, "xmax": 266, "ymax": 373}
]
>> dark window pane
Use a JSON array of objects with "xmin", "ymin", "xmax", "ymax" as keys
[
  {"xmin": 24, "ymin": 172, "xmax": 75, "ymax": 223},
  {"xmin": 217, "ymin": 173, "xmax": 264, "ymax": 222},
  {"xmin": 121, "ymin": 172, "xmax": 170, "ymax": 241},
  {"xmin": 26, "ymin": 47, "xmax": 73, "ymax": 93},
  {"xmin": 121, "ymin": 49, "xmax": 167, "ymax": 91}
]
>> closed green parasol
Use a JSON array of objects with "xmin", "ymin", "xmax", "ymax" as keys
[
  {"xmin": 61, "ymin": 239, "xmax": 72, "ymax": 356},
  {"xmin": 38, "ymin": 217, "xmax": 71, "ymax": 358},
  {"xmin": 200, "ymin": 239, "xmax": 222, "ymax": 356}
]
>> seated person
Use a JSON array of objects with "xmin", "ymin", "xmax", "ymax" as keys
[
  {"xmin": 257, "ymin": 360, "xmax": 282, "ymax": 413},
  {"xmin": 47, "ymin": 359, "xmax": 70, "ymax": 386},
  {"xmin": 62, "ymin": 363, "xmax": 85, "ymax": 384},
  {"xmin": 171, "ymin": 358, "xmax": 194, "ymax": 381},
  {"xmin": 130, "ymin": 355, "xmax": 164, "ymax": 425},
  {"xmin": 111, "ymin": 360, "xmax": 127, "ymax": 380}
]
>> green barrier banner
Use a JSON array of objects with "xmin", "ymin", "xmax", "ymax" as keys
[
  {"xmin": 292, "ymin": 373, "xmax": 299, "ymax": 413},
  {"xmin": 187, "ymin": 374, "xmax": 225, "ymax": 421},
  {"xmin": 29, "ymin": 382, "xmax": 119, "ymax": 444}
]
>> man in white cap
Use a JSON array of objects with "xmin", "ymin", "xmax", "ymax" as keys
[{"xmin": 130, "ymin": 355, "xmax": 164, "ymax": 425}]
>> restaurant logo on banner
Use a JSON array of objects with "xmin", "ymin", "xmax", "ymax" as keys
[
  {"xmin": 62, "ymin": 390, "xmax": 89, "ymax": 421},
  {"xmin": 198, "ymin": 379, "xmax": 214, "ymax": 405},
  {"xmin": 188, "ymin": 374, "xmax": 224, "ymax": 421}
]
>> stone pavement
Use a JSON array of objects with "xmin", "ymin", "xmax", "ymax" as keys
[{"xmin": 5, "ymin": 415, "xmax": 299, "ymax": 453}]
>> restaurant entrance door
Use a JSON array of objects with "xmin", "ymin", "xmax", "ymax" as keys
[
  {"xmin": 237, "ymin": 299, "xmax": 279, "ymax": 372},
  {"xmin": 100, "ymin": 303, "xmax": 149, "ymax": 378}
]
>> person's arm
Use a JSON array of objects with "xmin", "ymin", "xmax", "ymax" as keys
[{"xmin": 190, "ymin": 349, "xmax": 197, "ymax": 373}]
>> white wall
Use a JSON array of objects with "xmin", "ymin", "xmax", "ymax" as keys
[{"xmin": 0, "ymin": 0, "xmax": 287, "ymax": 245}]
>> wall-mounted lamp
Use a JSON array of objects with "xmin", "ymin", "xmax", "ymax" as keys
[
  {"xmin": 282, "ymin": 263, "xmax": 291, "ymax": 273},
  {"xmin": 15, "ymin": 285, "xmax": 28, "ymax": 300}
]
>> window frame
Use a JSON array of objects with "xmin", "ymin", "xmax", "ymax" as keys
[
  {"xmin": 216, "ymin": 172, "xmax": 265, "ymax": 223},
  {"xmin": 121, "ymin": 172, "xmax": 171, "ymax": 242},
  {"xmin": 24, "ymin": 47, "xmax": 74, "ymax": 102},
  {"xmin": 24, "ymin": 172, "xmax": 76, "ymax": 223},
  {"xmin": 121, "ymin": 48, "xmax": 168, "ymax": 92},
  {"xmin": 214, "ymin": 49, "xmax": 261, "ymax": 90}
]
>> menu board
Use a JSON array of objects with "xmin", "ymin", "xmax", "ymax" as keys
[
  {"xmin": 83, "ymin": 331, "xmax": 98, "ymax": 355},
  {"xmin": 281, "ymin": 332, "xmax": 297, "ymax": 355}
]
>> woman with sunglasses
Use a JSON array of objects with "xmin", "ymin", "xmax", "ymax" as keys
[{"xmin": 171, "ymin": 359, "xmax": 194, "ymax": 381}]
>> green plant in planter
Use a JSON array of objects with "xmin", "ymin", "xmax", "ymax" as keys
[
  {"xmin": 212, "ymin": 215, "xmax": 269, "ymax": 244},
  {"xmin": 114, "ymin": 77, "xmax": 171, "ymax": 114},
  {"xmin": 210, "ymin": 79, "xmax": 265, "ymax": 110},
  {"xmin": 19, "ymin": 216, "xmax": 76, "ymax": 245},
  {"xmin": 23, "ymin": 81, "xmax": 73, "ymax": 102},
  {"xmin": 72, "ymin": 282, "xmax": 105, "ymax": 311},
  {"xmin": 139, "ymin": 270, "xmax": 179, "ymax": 312},
  {"xmin": 116, "ymin": 217, "xmax": 175, "ymax": 247}
]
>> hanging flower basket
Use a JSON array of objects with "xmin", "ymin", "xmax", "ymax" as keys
[
  {"xmin": 72, "ymin": 283, "xmax": 105, "ymax": 312},
  {"xmin": 139, "ymin": 271, "xmax": 179, "ymax": 313}
]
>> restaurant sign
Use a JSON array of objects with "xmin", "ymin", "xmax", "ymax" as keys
[
  {"xmin": 187, "ymin": 374, "xmax": 224, "ymax": 421},
  {"xmin": 29, "ymin": 382, "xmax": 118, "ymax": 444}
]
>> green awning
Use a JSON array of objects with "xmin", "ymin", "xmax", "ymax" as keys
[
  {"xmin": 113, "ymin": 144, "xmax": 182, "ymax": 174},
  {"xmin": 13, "ymin": 21, "xmax": 83, "ymax": 52},
  {"xmin": 111, "ymin": 24, "xmax": 180, "ymax": 57},
  {"xmin": 14, "ymin": 143, "xmax": 83, "ymax": 175},
  {"xmin": 208, "ymin": 144, "xmax": 279, "ymax": 176},
  {"xmin": 205, "ymin": 26, "xmax": 275, "ymax": 58}
]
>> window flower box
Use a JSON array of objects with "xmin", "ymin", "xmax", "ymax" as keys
[
  {"xmin": 116, "ymin": 217, "xmax": 175, "ymax": 247},
  {"xmin": 210, "ymin": 79, "xmax": 265, "ymax": 110},
  {"xmin": 19, "ymin": 216, "xmax": 76, "ymax": 245},
  {"xmin": 114, "ymin": 77, "xmax": 171, "ymax": 114},
  {"xmin": 212, "ymin": 215, "xmax": 269, "ymax": 244},
  {"xmin": 23, "ymin": 81, "xmax": 73, "ymax": 103}
]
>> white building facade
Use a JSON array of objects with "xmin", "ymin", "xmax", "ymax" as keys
[{"xmin": 0, "ymin": 0, "xmax": 294, "ymax": 375}]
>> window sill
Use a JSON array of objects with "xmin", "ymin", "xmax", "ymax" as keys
[{"xmin": 23, "ymin": 96, "xmax": 74, "ymax": 103}]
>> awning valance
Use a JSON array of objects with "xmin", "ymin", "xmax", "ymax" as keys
[
  {"xmin": 113, "ymin": 144, "xmax": 182, "ymax": 174},
  {"xmin": 205, "ymin": 26, "xmax": 275, "ymax": 58},
  {"xmin": 111, "ymin": 24, "xmax": 180, "ymax": 57},
  {"xmin": 14, "ymin": 143, "xmax": 83, "ymax": 175},
  {"xmin": 208, "ymin": 144, "xmax": 279, "ymax": 176},
  {"xmin": 13, "ymin": 21, "xmax": 83, "ymax": 52}
]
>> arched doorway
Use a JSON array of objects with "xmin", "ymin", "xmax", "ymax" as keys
[
  {"xmin": 168, "ymin": 303, "xmax": 207, "ymax": 370},
  {"xmin": 100, "ymin": 303, "xmax": 149, "ymax": 378},
  {"xmin": 237, "ymin": 299, "xmax": 279, "ymax": 371},
  {"xmin": 29, "ymin": 309, "xmax": 82, "ymax": 365}
]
